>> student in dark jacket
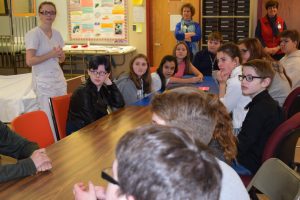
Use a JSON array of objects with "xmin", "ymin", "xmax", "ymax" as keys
[
  {"xmin": 192, "ymin": 31, "xmax": 223, "ymax": 76},
  {"xmin": 0, "ymin": 121, "xmax": 52, "ymax": 182},
  {"xmin": 67, "ymin": 56, "xmax": 125, "ymax": 135},
  {"xmin": 234, "ymin": 59, "xmax": 285, "ymax": 175}
]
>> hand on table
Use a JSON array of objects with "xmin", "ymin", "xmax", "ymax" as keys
[
  {"xmin": 187, "ymin": 76, "xmax": 203, "ymax": 83},
  {"xmin": 73, "ymin": 181, "xmax": 106, "ymax": 200},
  {"xmin": 30, "ymin": 148, "xmax": 52, "ymax": 172}
]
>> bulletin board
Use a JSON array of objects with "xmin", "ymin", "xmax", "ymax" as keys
[{"xmin": 67, "ymin": 0, "xmax": 128, "ymax": 44}]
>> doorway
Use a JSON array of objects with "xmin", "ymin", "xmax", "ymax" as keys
[{"xmin": 148, "ymin": 0, "xmax": 200, "ymax": 67}]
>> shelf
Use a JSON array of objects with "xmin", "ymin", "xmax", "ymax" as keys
[{"xmin": 201, "ymin": 0, "xmax": 252, "ymax": 46}]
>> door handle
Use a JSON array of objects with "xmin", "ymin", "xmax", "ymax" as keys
[{"xmin": 154, "ymin": 43, "xmax": 161, "ymax": 46}]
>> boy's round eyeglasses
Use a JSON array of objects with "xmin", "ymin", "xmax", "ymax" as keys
[
  {"xmin": 89, "ymin": 70, "xmax": 107, "ymax": 76},
  {"xmin": 238, "ymin": 75, "xmax": 266, "ymax": 82},
  {"xmin": 39, "ymin": 11, "xmax": 56, "ymax": 16}
]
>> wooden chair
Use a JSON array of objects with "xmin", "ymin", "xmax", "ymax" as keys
[
  {"xmin": 247, "ymin": 158, "xmax": 300, "ymax": 200},
  {"xmin": 11, "ymin": 110, "xmax": 55, "ymax": 148},
  {"xmin": 49, "ymin": 94, "xmax": 72, "ymax": 140}
]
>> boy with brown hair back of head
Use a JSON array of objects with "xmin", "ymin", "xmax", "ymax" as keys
[{"xmin": 234, "ymin": 59, "xmax": 285, "ymax": 175}]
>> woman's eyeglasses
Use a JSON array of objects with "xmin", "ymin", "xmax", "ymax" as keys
[
  {"xmin": 39, "ymin": 10, "xmax": 56, "ymax": 16},
  {"xmin": 89, "ymin": 70, "xmax": 107, "ymax": 77},
  {"xmin": 238, "ymin": 75, "xmax": 266, "ymax": 82},
  {"xmin": 101, "ymin": 168, "xmax": 119, "ymax": 186}
]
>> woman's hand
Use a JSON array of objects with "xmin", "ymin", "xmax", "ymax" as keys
[
  {"xmin": 104, "ymin": 73, "xmax": 112, "ymax": 86},
  {"xmin": 49, "ymin": 46, "xmax": 64, "ymax": 59},
  {"xmin": 196, "ymin": 73, "xmax": 204, "ymax": 81},
  {"xmin": 187, "ymin": 76, "xmax": 203, "ymax": 83},
  {"xmin": 184, "ymin": 32, "xmax": 195, "ymax": 42},
  {"xmin": 216, "ymin": 70, "xmax": 229, "ymax": 84}
]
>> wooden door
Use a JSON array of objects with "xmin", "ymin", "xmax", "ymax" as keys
[{"xmin": 150, "ymin": 0, "xmax": 200, "ymax": 67}]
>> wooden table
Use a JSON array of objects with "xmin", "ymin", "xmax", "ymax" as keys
[{"xmin": 0, "ymin": 106, "xmax": 151, "ymax": 200}]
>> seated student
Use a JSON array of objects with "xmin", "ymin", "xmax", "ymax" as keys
[
  {"xmin": 169, "ymin": 42, "xmax": 204, "ymax": 84},
  {"xmin": 0, "ymin": 121, "xmax": 52, "ymax": 182},
  {"xmin": 235, "ymin": 59, "xmax": 285, "ymax": 175},
  {"xmin": 151, "ymin": 87, "xmax": 249, "ymax": 200},
  {"xmin": 193, "ymin": 31, "xmax": 223, "ymax": 76},
  {"xmin": 67, "ymin": 56, "xmax": 125, "ymax": 135},
  {"xmin": 216, "ymin": 42, "xmax": 251, "ymax": 134},
  {"xmin": 115, "ymin": 54, "xmax": 152, "ymax": 105},
  {"xmin": 73, "ymin": 125, "xmax": 222, "ymax": 200},
  {"xmin": 238, "ymin": 38, "xmax": 291, "ymax": 106},
  {"xmin": 279, "ymin": 29, "xmax": 300, "ymax": 89},
  {"xmin": 151, "ymin": 55, "xmax": 178, "ymax": 92}
]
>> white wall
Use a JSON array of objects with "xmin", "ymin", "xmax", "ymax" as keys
[{"xmin": 0, "ymin": 16, "xmax": 11, "ymax": 35}]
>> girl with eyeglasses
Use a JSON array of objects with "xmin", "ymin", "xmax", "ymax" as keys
[
  {"xmin": 66, "ymin": 56, "xmax": 125, "ymax": 135},
  {"xmin": 25, "ymin": 1, "xmax": 65, "ymax": 138},
  {"xmin": 115, "ymin": 54, "xmax": 152, "ymax": 105},
  {"xmin": 216, "ymin": 42, "xmax": 251, "ymax": 135},
  {"xmin": 238, "ymin": 38, "xmax": 291, "ymax": 106}
]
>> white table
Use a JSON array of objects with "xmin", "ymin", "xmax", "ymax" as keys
[
  {"xmin": 0, "ymin": 73, "xmax": 38, "ymax": 122},
  {"xmin": 63, "ymin": 45, "xmax": 136, "ymax": 73}
]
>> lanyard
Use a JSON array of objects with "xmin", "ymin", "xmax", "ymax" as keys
[{"xmin": 209, "ymin": 54, "xmax": 216, "ymax": 71}]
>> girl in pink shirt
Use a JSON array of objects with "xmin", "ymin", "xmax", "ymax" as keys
[{"xmin": 170, "ymin": 42, "xmax": 203, "ymax": 83}]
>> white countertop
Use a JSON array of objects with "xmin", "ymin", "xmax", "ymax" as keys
[{"xmin": 63, "ymin": 45, "xmax": 136, "ymax": 54}]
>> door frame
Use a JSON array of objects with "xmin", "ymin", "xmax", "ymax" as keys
[{"xmin": 146, "ymin": 0, "xmax": 152, "ymax": 65}]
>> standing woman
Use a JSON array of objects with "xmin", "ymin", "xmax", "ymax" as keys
[
  {"xmin": 175, "ymin": 3, "xmax": 201, "ymax": 58},
  {"xmin": 25, "ymin": 1, "xmax": 66, "ymax": 138},
  {"xmin": 255, "ymin": 0, "xmax": 287, "ymax": 60},
  {"xmin": 116, "ymin": 54, "xmax": 152, "ymax": 105}
]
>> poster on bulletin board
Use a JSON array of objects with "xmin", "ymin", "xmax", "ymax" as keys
[{"xmin": 67, "ymin": 0, "xmax": 128, "ymax": 44}]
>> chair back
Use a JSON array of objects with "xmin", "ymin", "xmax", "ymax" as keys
[
  {"xmin": 283, "ymin": 87, "xmax": 300, "ymax": 119},
  {"xmin": 247, "ymin": 158, "xmax": 300, "ymax": 200},
  {"xmin": 11, "ymin": 110, "xmax": 55, "ymax": 148},
  {"xmin": 277, "ymin": 128, "xmax": 300, "ymax": 168},
  {"xmin": 241, "ymin": 112, "xmax": 300, "ymax": 187},
  {"xmin": 262, "ymin": 112, "xmax": 300, "ymax": 163},
  {"xmin": 49, "ymin": 94, "xmax": 71, "ymax": 140}
]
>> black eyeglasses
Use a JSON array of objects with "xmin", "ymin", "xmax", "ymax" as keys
[
  {"xmin": 39, "ymin": 10, "xmax": 56, "ymax": 16},
  {"xmin": 238, "ymin": 75, "xmax": 266, "ymax": 82},
  {"xmin": 89, "ymin": 69, "xmax": 107, "ymax": 76},
  {"xmin": 101, "ymin": 168, "xmax": 119, "ymax": 185}
]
